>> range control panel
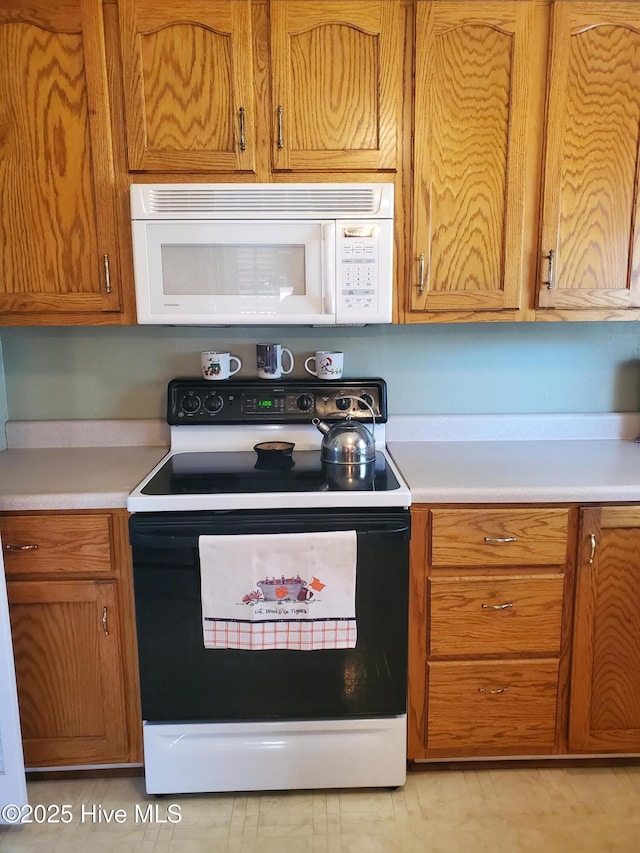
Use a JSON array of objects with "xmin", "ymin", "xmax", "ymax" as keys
[{"xmin": 167, "ymin": 378, "xmax": 388, "ymax": 425}]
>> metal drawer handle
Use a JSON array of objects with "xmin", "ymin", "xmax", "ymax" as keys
[
  {"xmin": 478, "ymin": 687, "xmax": 510, "ymax": 695},
  {"xmin": 418, "ymin": 251, "xmax": 425, "ymax": 295},
  {"xmin": 102, "ymin": 606, "xmax": 109, "ymax": 637},
  {"xmin": 238, "ymin": 106, "xmax": 246, "ymax": 151},
  {"xmin": 481, "ymin": 602, "xmax": 513, "ymax": 610},
  {"xmin": 484, "ymin": 536, "xmax": 517, "ymax": 544},
  {"xmin": 277, "ymin": 105, "xmax": 284, "ymax": 149},
  {"xmin": 544, "ymin": 249, "xmax": 555, "ymax": 290},
  {"xmin": 5, "ymin": 543, "xmax": 39, "ymax": 551}
]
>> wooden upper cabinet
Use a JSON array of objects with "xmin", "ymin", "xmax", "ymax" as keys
[
  {"xmin": 411, "ymin": 1, "xmax": 534, "ymax": 313},
  {"xmin": 269, "ymin": 1, "xmax": 402, "ymax": 171},
  {"xmin": 538, "ymin": 3, "xmax": 640, "ymax": 310},
  {"xmin": 0, "ymin": 0, "xmax": 123, "ymax": 322},
  {"xmin": 118, "ymin": 0, "xmax": 255, "ymax": 172}
]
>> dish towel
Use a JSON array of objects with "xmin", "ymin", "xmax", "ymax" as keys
[{"xmin": 199, "ymin": 530, "xmax": 357, "ymax": 650}]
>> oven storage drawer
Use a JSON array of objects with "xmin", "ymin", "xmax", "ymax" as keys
[
  {"xmin": 430, "ymin": 508, "xmax": 569, "ymax": 567},
  {"xmin": 428, "ymin": 574, "xmax": 565, "ymax": 657},
  {"xmin": 426, "ymin": 660, "xmax": 560, "ymax": 754}
]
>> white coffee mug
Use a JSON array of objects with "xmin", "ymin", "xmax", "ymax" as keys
[
  {"xmin": 201, "ymin": 351, "xmax": 242, "ymax": 380},
  {"xmin": 304, "ymin": 351, "xmax": 344, "ymax": 380},
  {"xmin": 256, "ymin": 343, "xmax": 294, "ymax": 380}
]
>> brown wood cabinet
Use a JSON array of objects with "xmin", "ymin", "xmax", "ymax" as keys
[
  {"xmin": 536, "ymin": 3, "xmax": 640, "ymax": 316},
  {"xmin": 408, "ymin": 1, "xmax": 538, "ymax": 320},
  {"xmin": 569, "ymin": 506, "xmax": 640, "ymax": 753},
  {"xmin": 408, "ymin": 505, "xmax": 576, "ymax": 760},
  {"xmin": 1, "ymin": 510, "xmax": 141, "ymax": 768},
  {"xmin": 117, "ymin": 0, "xmax": 402, "ymax": 175},
  {"xmin": 0, "ymin": 0, "xmax": 131, "ymax": 325}
]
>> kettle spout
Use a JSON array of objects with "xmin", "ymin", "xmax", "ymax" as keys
[{"xmin": 312, "ymin": 418, "xmax": 330, "ymax": 436}]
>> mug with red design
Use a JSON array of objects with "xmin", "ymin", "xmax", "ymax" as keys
[{"xmin": 304, "ymin": 351, "xmax": 344, "ymax": 380}]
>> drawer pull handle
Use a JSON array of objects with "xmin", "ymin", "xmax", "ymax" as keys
[
  {"xmin": 589, "ymin": 533, "xmax": 596, "ymax": 564},
  {"xmin": 484, "ymin": 536, "xmax": 517, "ymax": 544},
  {"xmin": 5, "ymin": 543, "xmax": 39, "ymax": 551},
  {"xmin": 238, "ymin": 106, "xmax": 246, "ymax": 151},
  {"xmin": 481, "ymin": 602, "xmax": 513, "ymax": 610},
  {"xmin": 478, "ymin": 687, "xmax": 510, "ymax": 695},
  {"xmin": 102, "ymin": 606, "xmax": 109, "ymax": 637}
]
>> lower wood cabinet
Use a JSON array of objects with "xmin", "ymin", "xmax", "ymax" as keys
[
  {"xmin": 1, "ymin": 510, "xmax": 141, "ymax": 768},
  {"xmin": 409, "ymin": 505, "xmax": 576, "ymax": 760},
  {"xmin": 569, "ymin": 506, "xmax": 640, "ymax": 753}
]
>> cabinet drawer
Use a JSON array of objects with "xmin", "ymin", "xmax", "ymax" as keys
[
  {"xmin": 430, "ymin": 508, "xmax": 569, "ymax": 567},
  {"xmin": 0, "ymin": 514, "xmax": 113, "ymax": 576},
  {"xmin": 427, "ymin": 660, "xmax": 559, "ymax": 754},
  {"xmin": 429, "ymin": 575, "xmax": 564, "ymax": 656}
]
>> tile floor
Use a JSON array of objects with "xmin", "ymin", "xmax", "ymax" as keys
[{"xmin": 1, "ymin": 764, "xmax": 640, "ymax": 852}]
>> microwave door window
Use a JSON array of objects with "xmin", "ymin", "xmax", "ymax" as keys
[
  {"xmin": 145, "ymin": 222, "xmax": 329, "ymax": 322},
  {"xmin": 161, "ymin": 244, "xmax": 305, "ymax": 300}
]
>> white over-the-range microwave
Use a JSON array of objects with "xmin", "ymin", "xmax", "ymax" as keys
[{"xmin": 130, "ymin": 183, "xmax": 394, "ymax": 325}]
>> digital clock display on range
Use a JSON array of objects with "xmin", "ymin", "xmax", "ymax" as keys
[{"xmin": 242, "ymin": 393, "xmax": 285, "ymax": 415}]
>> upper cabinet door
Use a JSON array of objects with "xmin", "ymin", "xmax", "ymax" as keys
[
  {"xmin": 538, "ymin": 3, "xmax": 640, "ymax": 310},
  {"xmin": 270, "ymin": 0, "xmax": 402, "ymax": 172},
  {"xmin": 0, "ymin": 0, "xmax": 122, "ymax": 321},
  {"xmin": 411, "ymin": 2, "xmax": 534, "ymax": 313},
  {"xmin": 118, "ymin": 0, "xmax": 255, "ymax": 172}
]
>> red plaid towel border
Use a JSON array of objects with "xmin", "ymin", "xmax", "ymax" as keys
[{"xmin": 203, "ymin": 618, "xmax": 357, "ymax": 650}]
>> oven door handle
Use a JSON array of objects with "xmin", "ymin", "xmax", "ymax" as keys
[{"xmin": 129, "ymin": 525, "xmax": 409, "ymax": 550}]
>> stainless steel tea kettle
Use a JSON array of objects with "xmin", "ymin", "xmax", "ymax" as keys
[{"xmin": 312, "ymin": 417, "xmax": 376, "ymax": 465}]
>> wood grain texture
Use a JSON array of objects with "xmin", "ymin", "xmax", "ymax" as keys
[
  {"xmin": 427, "ymin": 659, "xmax": 560, "ymax": 755},
  {"xmin": 8, "ymin": 579, "xmax": 128, "ymax": 766},
  {"xmin": 429, "ymin": 574, "xmax": 564, "ymax": 657},
  {"xmin": 430, "ymin": 508, "xmax": 569, "ymax": 567},
  {"xmin": 407, "ymin": 506, "xmax": 429, "ymax": 760},
  {"xmin": 270, "ymin": 0, "xmax": 401, "ymax": 171},
  {"xmin": 0, "ymin": 514, "xmax": 113, "ymax": 577},
  {"xmin": 570, "ymin": 507, "xmax": 640, "ymax": 752},
  {"xmin": 411, "ymin": 2, "xmax": 533, "ymax": 313},
  {"xmin": 538, "ymin": 3, "xmax": 640, "ymax": 309},
  {"xmin": 118, "ymin": 0, "xmax": 255, "ymax": 172},
  {"xmin": 0, "ymin": 0, "xmax": 122, "ymax": 322}
]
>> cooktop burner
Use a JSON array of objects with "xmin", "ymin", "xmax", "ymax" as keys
[{"xmin": 141, "ymin": 450, "xmax": 401, "ymax": 495}]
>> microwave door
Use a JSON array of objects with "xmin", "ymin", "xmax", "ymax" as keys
[{"xmin": 134, "ymin": 220, "xmax": 336, "ymax": 325}]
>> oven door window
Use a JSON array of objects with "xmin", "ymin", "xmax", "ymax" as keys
[
  {"xmin": 137, "ymin": 220, "xmax": 335, "ymax": 323},
  {"xmin": 130, "ymin": 512, "xmax": 409, "ymax": 723}
]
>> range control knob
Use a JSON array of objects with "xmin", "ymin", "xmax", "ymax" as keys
[
  {"xmin": 203, "ymin": 393, "xmax": 224, "ymax": 414},
  {"xmin": 296, "ymin": 393, "xmax": 314, "ymax": 412},
  {"xmin": 180, "ymin": 393, "xmax": 201, "ymax": 414},
  {"xmin": 357, "ymin": 393, "xmax": 375, "ymax": 411},
  {"xmin": 336, "ymin": 396, "xmax": 351, "ymax": 411}
]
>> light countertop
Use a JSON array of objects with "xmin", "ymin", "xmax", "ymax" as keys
[{"xmin": 2, "ymin": 415, "xmax": 640, "ymax": 510}]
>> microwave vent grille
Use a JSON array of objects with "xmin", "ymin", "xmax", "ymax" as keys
[{"xmin": 145, "ymin": 186, "xmax": 382, "ymax": 216}]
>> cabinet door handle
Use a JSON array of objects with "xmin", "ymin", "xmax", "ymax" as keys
[
  {"xmin": 238, "ymin": 107, "xmax": 246, "ymax": 151},
  {"xmin": 417, "ymin": 252, "xmax": 425, "ymax": 295},
  {"xmin": 478, "ymin": 687, "xmax": 510, "ymax": 695},
  {"xmin": 589, "ymin": 533, "xmax": 596, "ymax": 564},
  {"xmin": 102, "ymin": 606, "xmax": 109, "ymax": 637},
  {"xmin": 484, "ymin": 536, "xmax": 517, "ymax": 544},
  {"xmin": 103, "ymin": 254, "xmax": 111, "ymax": 294},
  {"xmin": 5, "ymin": 543, "xmax": 39, "ymax": 551},
  {"xmin": 543, "ymin": 249, "xmax": 555, "ymax": 290},
  {"xmin": 277, "ymin": 105, "xmax": 284, "ymax": 149},
  {"xmin": 481, "ymin": 602, "xmax": 513, "ymax": 610}
]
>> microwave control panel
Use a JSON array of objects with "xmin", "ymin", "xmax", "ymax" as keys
[{"xmin": 336, "ymin": 220, "xmax": 393, "ymax": 323}]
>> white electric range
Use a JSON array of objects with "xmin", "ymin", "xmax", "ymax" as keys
[{"xmin": 127, "ymin": 378, "xmax": 411, "ymax": 795}]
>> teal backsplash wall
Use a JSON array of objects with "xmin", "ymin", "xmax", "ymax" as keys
[
  {"xmin": 2, "ymin": 323, "xmax": 640, "ymax": 420},
  {"xmin": 0, "ymin": 338, "xmax": 7, "ymax": 448}
]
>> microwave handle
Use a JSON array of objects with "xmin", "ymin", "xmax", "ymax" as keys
[{"xmin": 322, "ymin": 223, "xmax": 337, "ymax": 316}]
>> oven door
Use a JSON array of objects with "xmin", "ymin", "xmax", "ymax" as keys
[
  {"xmin": 132, "ymin": 219, "xmax": 337, "ymax": 324},
  {"xmin": 128, "ymin": 508, "xmax": 409, "ymax": 722}
]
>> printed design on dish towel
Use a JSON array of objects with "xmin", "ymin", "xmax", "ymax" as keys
[{"xmin": 199, "ymin": 531, "xmax": 356, "ymax": 651}]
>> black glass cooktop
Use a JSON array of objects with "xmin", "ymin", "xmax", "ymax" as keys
[{"xmin": 142, "ymin": 451, "xmax": 400, "ymax": 495}]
